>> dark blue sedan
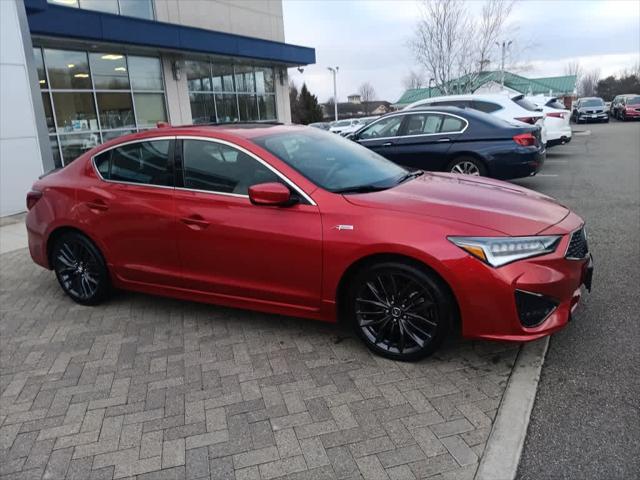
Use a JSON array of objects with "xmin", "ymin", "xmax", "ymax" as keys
[{"xmin": 348, "ymin": 106, "xmax": 545, "ymax": 180}]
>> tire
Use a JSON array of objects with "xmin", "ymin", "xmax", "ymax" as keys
[
  {"xmin": 447, "ymin": 156, "xmax": 487, "ymax": 176},
  {"xmin": 52, "ymin": 231, "xmax": 111, "ymax": 305},
  {"xmin": 347, "ymin": 261, "xmax": 453, "ymax": 361}
]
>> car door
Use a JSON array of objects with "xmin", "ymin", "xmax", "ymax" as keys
[
  {"xmin": 173, "ymin": 137, "xmax": 323, "ymax": 310},
  {"xmin": 80, "ymin": 138, "xmax": 182, "ymax": 286},
  {"xmin": 354, "ymin": 114, "xmax": 405, "ymax": 162},
  {"xmin": 389, "ymin": 112, "xmax": 465, "ymax": 171}
]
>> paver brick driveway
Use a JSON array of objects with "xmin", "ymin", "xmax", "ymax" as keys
[{"xmin": 1, "ymin": 248, "xmax": 518, "ymax": 479}]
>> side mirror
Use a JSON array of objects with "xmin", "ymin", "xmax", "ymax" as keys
[{"xmin": 248, "ymin": 182, "xmax": 294, "ymax": 207}]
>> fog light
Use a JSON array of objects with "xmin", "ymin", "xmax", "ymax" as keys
[{"xmin": 515, "ymin": 290, "xmax": 558, "ymax": 327}]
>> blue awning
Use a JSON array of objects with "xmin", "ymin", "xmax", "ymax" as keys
[{"xmin": 24, "ymin": 1, "xmax": 315, "ymax": 66}]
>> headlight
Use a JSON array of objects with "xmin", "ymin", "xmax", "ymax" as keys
[{"xmin": 448, "ymin": 235, "xmax": 562, "ymax": 267}]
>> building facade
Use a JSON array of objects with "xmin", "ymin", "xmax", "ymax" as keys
[{"xmin": 0, "ymin": 0, "xmax": 314, "ymax": 216}]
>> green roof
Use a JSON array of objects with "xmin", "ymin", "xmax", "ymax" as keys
[{"xmin": 394, "ymin": 72, "xmax": 577, "ymax": 106}]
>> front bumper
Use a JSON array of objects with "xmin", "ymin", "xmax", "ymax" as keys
[
  {"xmin": 577, "ymin": 112, "xmax": 608, "ymax": 121},
  {"xmin": 449, "ymin": 212, "xmax": 591, "ymax": 342}
]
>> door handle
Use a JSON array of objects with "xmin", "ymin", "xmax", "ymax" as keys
[
  {"xmin": 437, "ymin": 138, "xmax": 451, "ymax": 143},
  {"xmin": 382, "ymin": 142, "xmax": 394, "ymax": 146},
  {"xmin": 181, "ymin": 214, "xmax": 210, "ymax": 230},
  {"xmin": 86, "ymin": 199, "xmax": 108, "ymax": 211}
]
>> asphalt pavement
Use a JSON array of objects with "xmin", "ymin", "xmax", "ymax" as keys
[{"xmin": 515, "ymin": 120, "xmax": 640, "ymax": 479}]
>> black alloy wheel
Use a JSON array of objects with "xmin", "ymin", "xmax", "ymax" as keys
[
  {"xmin": 349, "ymin": 261, "xmax": 453, "ymax": 361},
  {"xmin": 52, "ymin": 232, "xmax": 110, "ymax": 305}
]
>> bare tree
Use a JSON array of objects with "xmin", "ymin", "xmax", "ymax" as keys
[
  {"xmin": 358, "ymin": 82, "xmax": 376, "ymax": 114},
  {"xmin": 410, "ymin": 0, "xmax": 515, "ymax": 95},
  {"xmin": 402, "ymin": 70, "xmax": 426, "ymax": 90},
  {"xmin": 578, "ymin": 69, "xmax": 600, "ymax": 97},
  {"xmin": 564, "ymin": 60, "xmax": 582, "ymax": 79}
]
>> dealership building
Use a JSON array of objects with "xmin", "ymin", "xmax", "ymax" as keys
[{"xmin": 0, "ymin": 0, "xmax": 315, "ymax": 216}]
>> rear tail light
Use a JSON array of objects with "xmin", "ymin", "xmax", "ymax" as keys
[
  {"xmin": 513, "ymin": 133, "xmax": 536, "ymax": 146},
  {"xmin": 26, "ymin": 190, "xmax": 43, "ymax": 210},
  {"xmin": 514, "ymin": 116, "xmax": 539, "ymax": 125},
  {"xmin": 546, "ymin": 112, "xmax": 566, "ymax": 119}
]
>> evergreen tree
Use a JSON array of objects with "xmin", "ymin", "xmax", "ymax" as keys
[{"xmin": 289, "ymin": 82, "xmax": 323, "ymax": 124}]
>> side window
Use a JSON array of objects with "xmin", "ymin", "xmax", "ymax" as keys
[
  {"xmin": 440, "ymin": 116, "xmax": 466, "ymax": 133},
  {"xmin": 182, "ymin": 140, "xmax": 279, "ymax": 195},
  {"xmin": 94, "ymin": 150, "xmax": 111, "ymax": 179},
  {"xmin": 472, "ymin": 101, "xmax": 501, "ymax": 113},
  {"xmin": 357, "ymin": 116, "xmax": 404, "ymax": 140},
  {"xmin": 402, "ymin": 114, "xmax": 443, "ymax": 135},
  {"xmin": 109, "ymin": 140, "xmax": 172, "ymax": 186}
]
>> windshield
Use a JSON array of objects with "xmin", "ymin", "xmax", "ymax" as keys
[
  {"xmin": 626, "ymin": 96, "xmax": 640, "ymax": 105},
  {"xmin": 512, "ymin": 95, "xmax": 541, "ymax": 112},
  {"xmin": 253, "ymin": 128, "xmax": 408, "ymax": 193},
  {"xmin": 581, "ymin": 98, "xmax": 604, "ymax": 107},
  {"xmin": 545, "ymin": 99, "xmax": 566, "ymax": 109}
]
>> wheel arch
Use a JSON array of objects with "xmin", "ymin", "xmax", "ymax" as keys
[
  {"xmin": 335, "ymin": 252, "xmax": 461, "ymax": 333},
  {"xmin": 46, "ymin": 225, "xmax": 106, "ymax": 269}
]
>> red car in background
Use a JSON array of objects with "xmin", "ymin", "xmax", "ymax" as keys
[
  {"xmin": 619, "ymin": 95, "xmax": 640, "ymax": 121},
  {"xmin": 26, "ymin": 124, "xmax": 593, "ymax": 361}
]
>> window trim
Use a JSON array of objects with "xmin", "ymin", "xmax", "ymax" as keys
[
  {"xmin": 91, "ymin": 136, "xmax": 176, "ymax": 190},
  {"xmin": 357, "ymin": 111, "xmax": 469, "ymax": 142},
  {"xmin": 176, "ymin": 136, "xmax": 316, "ymax": 206}
]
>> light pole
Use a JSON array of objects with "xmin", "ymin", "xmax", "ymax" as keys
[
  {"xmin": 496, "ymin": 40, "xmax": 512, "ymax": 89},
  {"xmin": 327, "ymin": 66, "xmax": 339, "ymax": 121},
  {"xmin": 428, "ymin": 78, "xmax": 435, "ymax": 97}
]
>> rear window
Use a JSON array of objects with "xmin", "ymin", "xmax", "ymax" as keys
[
  {"xmin": 512, "ymin": 96, "xmax": 540, "ymax": 112},
  {"xmin": 103, "ymin": 140, "xmax": 172, "ymax": 186},
  {"xmin": 471, "ymin": 100, "xmax": 502, "ymax": 113},
  {"xmin": 545, "ymin": 99, "xmax": 566, "ymax": 109}
]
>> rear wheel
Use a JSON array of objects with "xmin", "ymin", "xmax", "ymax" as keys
[
  {"xmin": 52, "ymin": 232, "xmax": 111, "ymax": 305},
  {"xmin": 447, "ymin": 156, "xmax": 486, "ymax": 176},
  {"xmin": 348, "ymin": 261, "xmax": 453, "ymax": 361}
]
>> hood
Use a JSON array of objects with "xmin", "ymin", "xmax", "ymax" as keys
[{"xmin": 344, "ymin": 172, "xmax": 569, "ymax": 236}]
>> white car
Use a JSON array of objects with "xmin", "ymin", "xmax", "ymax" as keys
[
  {"xmin": 329, "ymin": 118, "xmax": 365, "ymax": 135},
  {"xmin": 404, "ymin": 93, "xmax": 547, "ymax": 145},
  {"xmin": 527, "ymin": 96, "xmax": 572, "ymax": 147}
]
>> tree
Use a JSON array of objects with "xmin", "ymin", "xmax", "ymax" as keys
[
  {"xmin": 358, "ymin": 82, "xmax": 376, "ymax": 114},
  {"xmin": 402, "ymin": 70, "xmax": 426, "ymax": 90},
  {"xmin": 410, "ymin": 0, "xmax": 515, "ymax": 94},
  {"xmin": 295, "ymin": 83, "xmax": 324, "ymax": 125},
  {"xmin": 578, "ymin": 68, "xmax": 600, "ymax": 97},
  {"xmin": 596, "ymin": 73, "xmax": 640, "ymax": 101},
  {"xmin": 289, "ymin": 82, "xmax": 301, "ymax": 124}
]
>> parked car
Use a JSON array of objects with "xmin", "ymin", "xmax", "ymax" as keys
[
  {"xmin": 571, "ymin": 97, "xmax": 609, "ymax": 123},
  {"xmin": 329, "ymin": 118, "xmax": 364, "ymax": 135},
  {"xmin": 527, "ymin": 96, "xmax": 572, "ymax": 147},
  {"xmin": 25, "ymin": 123, "xmax": 592, "ymax": 361},
  {"xmin": 610, "ymin": 94, "xmax": 632, "ymax": 119},
  {"xmin": 403, "ymin": 93, "xmax": 548, "ymax": 145},
  {"xmin": 348, "ymin": 107, "xmax": 545, "ymax": 180},
  {"xmin": 617, "ymin": 94, "xmax": 640, "ymax": 121},
  {"xmin": 308, "ymin": 122, "xmax": 331, "ymax": 130}
]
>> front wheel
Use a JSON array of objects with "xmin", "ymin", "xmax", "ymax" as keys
[
  {"xmin": 52, "ymin": 231, "xmax": 111, "ymax": 305},
  {"xmin": 348, "ymin": 261, "xmax": 453, "ymax": 361},
  {"xmin": 447, "ymin": 156, "xmax": 487, "ymax": 176}
]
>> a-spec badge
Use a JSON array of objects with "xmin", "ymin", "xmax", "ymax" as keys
[{"xmin": 334, "ymin": 225, "xmax": 354, "ymax": 231}]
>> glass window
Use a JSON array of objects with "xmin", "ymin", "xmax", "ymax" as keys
[
  {"xmin": 253, "ymin": 129, "xmax": 406, "ymax": 193},
  {"xmin": 49, "ymin": 0, "xmax": 79, "ymax": 6},
  {"xmin": 34, "ymin": 48, "xmax": 47, "ymax": 89},
  {"xmin": 52, "ymin": 92, "xmax": 98, "ymax": 132},
  {"xmin": 185, "ymin": 60, "xmax": 212, "ymax": 92},
  {"xmin": 212, "ymin": 64, "xmax": 235, "ymax": 92},
  {"xmin": 440, "ymin": 116, "xmax": 466, "ymax": 133},
  {"xmin": 102, "ymin": 129, "xmax": 135, "ymax": 142},
  {"xmin": 44, "ymin": 49, "xmax": 91, "ymax": 89},
  {"xmin": 42, "ymin": 93, "xmax": 55, "ymax": 133},
  {"xmin": 472, "ymin": 101, "xmax": 501, "ymax": 113},
  {"xmin": 215, "ymin": 94, "xmax": 239, "ymax": 122},
  {"xmin": 238, "ymin": 94, "xmax": 258, "ymax": 121},
  {"xmin": 545, "ymin": 99, "xmax": 566, "ymax": 110},
  {"xmin": 134, "ymin": 93, "xmax": 167, "ymax": 126},
  {"xmin": 183, "ymin": 140, "xmax": 278, "ymax": 195},
  {"xmin": 357, "ymin": 115, "xmax": 404, "ymax": 140},
  {"xmin": 512, "ymin": 95, "xmax": 540, "ymax": 111},
  {"xmin": 129, "ymin": 56, "xmax": 163, "ymax": 90},
  {"xmin": 190, "ymin": 93, "xmax": 216, "ymax": 124},
  {"xmin": 49, "ymin": 135, "xmax": 63, "ymax": 168},
  {"xmin": 118, "ymin": 0, "xmax": 154, "ymax": 19},
  {"xmin": 96, "ymin": 92, "xmax": 135, "ymax": 129},
  {"xmin": 79, "ymin": 0, "xmax": 118, "ymax": 14},
  {"xmin": 90, "ymin": 53, "xmax": 129, "ymax": 89},
  {"xmin": 110, "ymin": 140, "xmax": 171, "ymax": 186},
  {"xmin": 234, "ymin": 66, "xmax": 255, "ymax": 93},
  {"xmin": 255, "ymin": 67, "xmax": 274, "ymax": 94},
  {"xmin": 59, "ymin": 132, "xmax": 100, "ymax": 164},
  {"xmin": 94, "ymin": 150, "xmax": 111, "ymax": 178},
  {"xmin": 403, "ymin": 114, "xmax": 442, "ymax": 135},
  {"xmin": 258, "ymin": 95, "xmax": 277, "ymax": 120}
]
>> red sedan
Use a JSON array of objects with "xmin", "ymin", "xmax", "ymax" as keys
[{"xmin": 26, "ymin": 124, "xmax": 593, "ymax": 361}]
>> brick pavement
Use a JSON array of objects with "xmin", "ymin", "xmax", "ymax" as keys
[{"xmin": 0, "ymin": 249, "xmax": 519, "ymax": 479}]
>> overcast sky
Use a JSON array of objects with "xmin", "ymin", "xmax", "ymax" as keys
[{"xmin": 283, "ymin": 0, "xmax": 640, "ymax": 103}]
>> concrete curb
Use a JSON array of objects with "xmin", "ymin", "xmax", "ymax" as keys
[{"xmin": 474, "ymin": 336, "xmax": 549, "ymax": 480}]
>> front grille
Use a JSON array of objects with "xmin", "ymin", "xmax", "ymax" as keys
[{"xmin": 566, "ymin": 227, "xmax": 589, "ymax": 260}]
